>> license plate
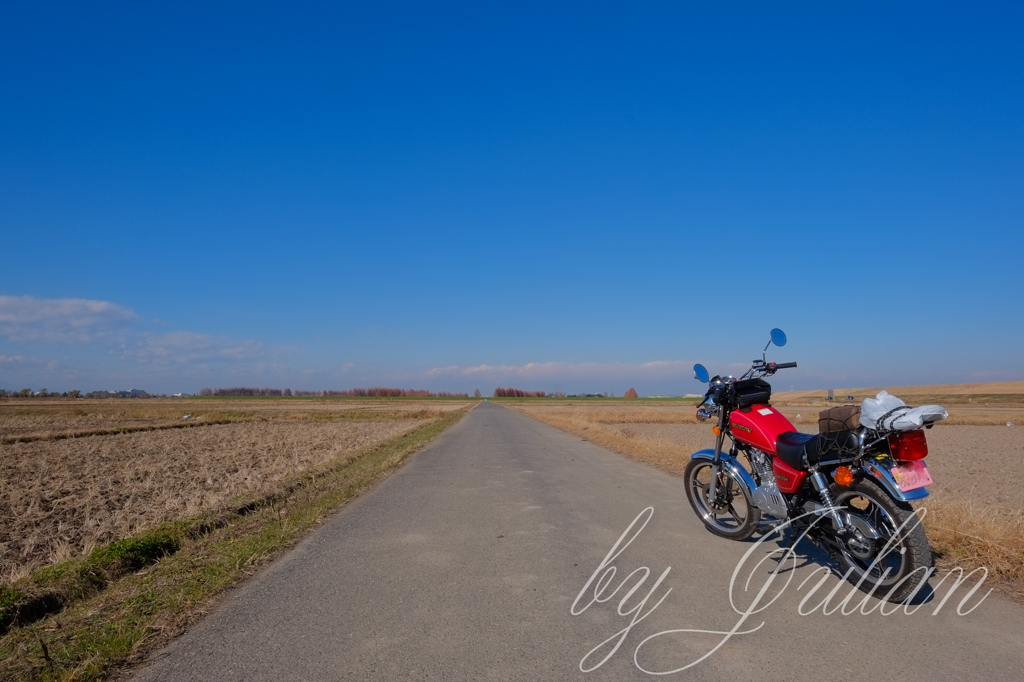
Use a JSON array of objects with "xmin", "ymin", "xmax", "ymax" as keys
[{"xmin": 891, "ymin": 461, "xmax": 934, "ymax": 492}]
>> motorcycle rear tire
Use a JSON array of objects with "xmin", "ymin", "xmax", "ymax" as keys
[{"xmin": 831, "ymin": 477, "xmax": 933, "ymax": 603}]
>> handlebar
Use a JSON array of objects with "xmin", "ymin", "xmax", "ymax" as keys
[{"xmin": 773, "ymin": 362, "xmax": 797, "ymax": 369}]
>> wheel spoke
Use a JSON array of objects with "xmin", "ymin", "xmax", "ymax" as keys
[
  {"xmin": 834, "ymin": 488, "xmax": 911, "ymax": 588},
  {"xmin": 686, "ymin": 461, "xmax": 757, "ymax": 537}
]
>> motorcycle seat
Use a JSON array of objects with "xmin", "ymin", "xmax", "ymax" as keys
[{"xmin": 775, "ymin": 430, "xmax": 860, "ymax": 470}]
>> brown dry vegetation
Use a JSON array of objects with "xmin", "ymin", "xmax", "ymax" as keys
[
  {"xmin": 771, "ymin": 379, "xmax": 1024, "ymax": 406},
  {"xmin": 0, "ymin": 398, "xmax": 466, "ymax": 441},
  {"xmin": 0, "ymin": 402, "xmax": 470, "ymax": 682},
  {"xmin": 1, "ymin": 420, "xmax": 418, "ymax": 581},
  {"xmin": 0, "ymin": 399, "xmax": 467, "ymax": 582},
  {"xmin": 509, "ymin": 396, "xmax": 1024, "ymax": 599}
]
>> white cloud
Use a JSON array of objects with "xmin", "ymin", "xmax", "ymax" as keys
[
  {"xmin": 0, "ymin": 295, "xmax": 136, "ymax": 343},
  {"xmin": 0, "ymin": 295, "xmax": 280, "ymax": 392},
  {"xmin": 423, "ymin": 365, "xmax": 461, "ymax": 377},
  {"xmin": 128, "ymin": 331, "xmax": 266, "ymax": 365},
  {"xmin": 423, "ymin": 360, "xmax": 703, "ymax": 384},
  {"xmin": 408, "ymin": 358, "xmax": 816, "ymax": 395},
  {"xmin": 0, "ymin": 295, "xmax": 269, "ymax": 366}
]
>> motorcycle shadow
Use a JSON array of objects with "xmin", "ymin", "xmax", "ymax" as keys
[{"xmin": 741, "ymin": 521, "xmax": 936, "ymax": 607}]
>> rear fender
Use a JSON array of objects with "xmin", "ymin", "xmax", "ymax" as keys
[
  {"xmin": 690, "ymin": 448, "xmax": 758, "ymax": 500},
  {"xmin": 862, "ymin": 462, "xmax": 930, "ymax": 502}
]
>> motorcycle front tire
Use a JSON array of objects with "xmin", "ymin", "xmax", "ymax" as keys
[{"xmin": 684, "ymin": 458, "xmax": 760, "ymax": 540}]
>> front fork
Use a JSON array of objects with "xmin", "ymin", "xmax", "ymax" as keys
[{"xmin": 706, "ymin": 407, "xmax": 728, "ymax": 503}]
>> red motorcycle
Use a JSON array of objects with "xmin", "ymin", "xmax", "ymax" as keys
[{"xmin": 684, "ymin": 329, "xmax": 936, "ymax": 602}]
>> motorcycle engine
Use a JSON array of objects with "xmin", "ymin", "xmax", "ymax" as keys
[{"xmin": 749, "ymin": 449, "xmax": 789, "ymax": 520}]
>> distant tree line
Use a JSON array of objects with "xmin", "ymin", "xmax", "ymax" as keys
[
  {"xmin": 200, "ymin": 387, "xmax": 284, "ymax": 397},
  {"xmin": 0, "ymin": 388, "xmax": 80, "ymax": 398},
  {"xmin": 492, "ymin": 387, "xmax": 546, "ymax": 398},
  {"xmin": 1, "ymin": 385, "xmax": 631, "ymax": 400},
  {"xmin": 199, "ymin": 387, "xmax": 469, "ymax": 398},
  {"xmin": 0, "ymin": 388, "xmax": 152, "ymax": 399}
]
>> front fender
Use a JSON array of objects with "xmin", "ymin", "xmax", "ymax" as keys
[
  {"xmin": 862, "ymin": 461, "xmax": 930, "ymax": 502},
  {"xmin": 690, "ymin": 448, "xmax": 758, "ymax": 499}
]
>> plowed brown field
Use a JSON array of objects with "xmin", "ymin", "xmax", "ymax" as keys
[{"xmin": 0, "ymin": 399, "xmax": 468, "ymax": 581}]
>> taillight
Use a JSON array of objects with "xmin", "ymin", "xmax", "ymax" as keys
[{"xmin": 888, "ymin": 430, "xmax": 928, "ymax": 461}]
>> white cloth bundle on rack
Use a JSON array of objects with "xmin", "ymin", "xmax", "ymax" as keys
[{"xmin": 859, "ymin": 390, "xmax": 948, "ymax": 431}]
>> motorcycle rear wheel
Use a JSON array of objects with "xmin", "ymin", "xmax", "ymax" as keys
[
  {"xmin": 831, "ymin": 478, "xmax": 933, "ymax": 603},
  {"xmin": 684, "ymin": 458, "xmax": 760, "ymax": 540}
]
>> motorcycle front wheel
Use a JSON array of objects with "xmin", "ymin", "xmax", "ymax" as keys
[
  {"xmin": 831, "ymin": 478, "xmax": 933, "ymax": 603},
  {"xmin": 684, "ymin": 458, "xmax": 760, "ymax": 540}
]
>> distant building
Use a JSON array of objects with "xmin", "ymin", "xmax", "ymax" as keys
[{"xmin": 93, "ymin": 388, "xmax": 153, "ymax": 398}]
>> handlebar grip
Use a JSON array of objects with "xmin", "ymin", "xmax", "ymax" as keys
[{"xmin": 775, "ymin": 362, "xmax": 797, "ymax": 369}]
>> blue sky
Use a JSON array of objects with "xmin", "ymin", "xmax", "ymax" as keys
[{"xmin": 2, "ymin": 1, "xmax": 1022, "ymax": 395}]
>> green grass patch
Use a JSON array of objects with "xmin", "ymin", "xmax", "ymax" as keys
[
  {"xmin": 1, "ymin": 531, "xmax": 184, "ymax": 637},
  {"xmin": 0, "ymin": 409, "xmax": 467, "ymax": 682},
  {"xmin": 0, "ymin": 590, "xmax": 27, "ymax": 633},
  {"xmin": 87, "ymin": 534, "xmax": 180, "ymax": 577}
]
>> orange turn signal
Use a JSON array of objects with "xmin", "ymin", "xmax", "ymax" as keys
[
  {"xmin": 833, "ymin": 466, "xmax": 854, "ymax": 487},
  {"xmin": 712, "ymin": 426, "xmax": 722, "ymax": 436}
]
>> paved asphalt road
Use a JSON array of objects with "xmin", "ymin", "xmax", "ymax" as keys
[{"xmin": 133, "ymin": 401, "xmax": 1024, "ymax": 681}]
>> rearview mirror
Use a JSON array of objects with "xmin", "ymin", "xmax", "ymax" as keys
[
  {"xmin": 770, "ymin": 328, "xmax": 787, "ymax": 347},
  {"xmin": 693, "ymin": 364, "xmax": 710, "ymax": 383}
]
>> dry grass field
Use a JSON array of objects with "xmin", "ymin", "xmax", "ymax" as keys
[
  {"xmin": 0, "ymin": 399, "xmax": 466, "ymax": 442},
  {"xmin": 772, "ymin": 379, "xmax": 1024, "ymax": 404},
  {"xmin": 0, "ymin": 397, "xmax": 473, "ymax": 681},
  {"xmin": 509, "ymin": 388, "xmax": 1024, "ymax": 598},
  {"xmin": 0, "ymin": 399, "xmax": 467, "ymax": 581}
]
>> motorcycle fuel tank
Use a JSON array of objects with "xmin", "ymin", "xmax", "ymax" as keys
[{"xmin": 729, "ymin": 405, "xmax": 796, "ymax": 454}]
